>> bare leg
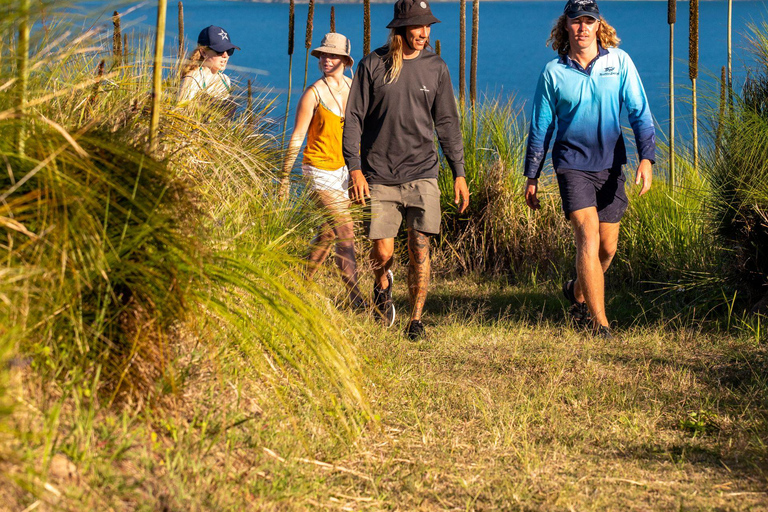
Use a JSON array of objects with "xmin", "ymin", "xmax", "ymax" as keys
[
  {"xmin": 570, "ymin": 207, "xmax": 610, "ymax": 328},
  {"xmin": 407, "ymin": 229, "xmax": 430, "ymax": 322},
  {"xmin": 332, "ymin": 220, "xmax": 363, "ymax": 303},
  {"xmin": 306, "ymin": 190, "xmax": 363, "ymax": 302},
  {"xmin": 306, "ymin": 225, "xmax": 335, "ymax": 280},
  {"xmin": 371, "ymin": 238, "xmax": 395, "ymax": 289},
  {"xmin": 572, "ymin": 220, "xmax": 620, "ymax": 304}
]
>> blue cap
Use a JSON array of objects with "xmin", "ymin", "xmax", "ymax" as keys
[
  {"xmin": 564, "ymin": 0, "xmax": 601, "ymax": 20},
  {"xmin": 197, "ymin": 26, "xmax": 240, "ymax": 54}
]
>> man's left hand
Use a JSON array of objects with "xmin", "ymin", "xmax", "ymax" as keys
[
  {"xmin": 635, "ymin": 159, "xmax": 653, "ymax": 196},
  {"xmin": 454, "ymin": 176, "xmax": 470, "ymax": 214}
]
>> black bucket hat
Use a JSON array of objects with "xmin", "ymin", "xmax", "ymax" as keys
[
  {"xmin": 563, "ymin": 0, "xmax": 601, "ymax": 20},
  {"xmin": 386, "ymin": 0, "xmax": 441, "ymax": 29},
  {"xmin": 198, "ymin": 25, "xmax": 240, "ymax": 54}
]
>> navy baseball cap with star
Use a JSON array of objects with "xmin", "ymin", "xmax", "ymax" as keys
[
  {"xmin": 563, "ymin": 0, "xmax": 601, "ymax": 20},
  {"xmin": 197, "ymin": 25, "xmax": 240, "ymax": 54}
]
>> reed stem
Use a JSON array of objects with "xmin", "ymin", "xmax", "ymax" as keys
[
  {"xmin": 303, "ymin": 0, "xmax": 314, "ymax": 90},
  {"xmin": 470, "ymin": 0, "xmax": 478, "ymax": 110},
  {"xmin": 364, "ymin": 0, "xmax": 371, "ymax": 56},
  {"xmin": 459, "ymin": 0, "xmax": 466, "ymax": 105},
  {"xmin": 16, "ymin": 0, "xmax": 30, "ymax": 157},
  {"xmin": 435, "ymin": 39, "xmax": 441, "ymax": 56},
  {"xmin": 247, "ymin": 78, "xmax": 253, "ymax": 129},
  {"xmin": 113, "ymin": 11, "xmax": 122, "ymax": 66},
  {"xmin": 281, "ymin": 0, "xmax": 295, "ymax": 164},
  {"xmin": 149, "ymin": 0, "xmax": 168, "ymax": 154},
  {"xmin": 689, "ymin": 0, "xmax": 698, "ymax": 172},
  {"xmin": 727, "ymin": 0, "xmax": 733, "ymax": 107},
  {"xmin": 178, "ymin": 1, "xmax": 185, "ymax": 62},
  {"xmin": 716, "ymin": 66, "xmax": 726, "ymax": 150},
  {"xmin": 668, "ymin": 0, "xmax": 675, "ymax": 187}
]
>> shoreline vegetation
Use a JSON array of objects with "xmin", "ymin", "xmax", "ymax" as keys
[
  {"xmin": 1, "ymin": 0, "xmax": 767, "ymax": 509},
  {"xmin": 219, "ymin": 0, "xmax": 754, "ymax": 4}
]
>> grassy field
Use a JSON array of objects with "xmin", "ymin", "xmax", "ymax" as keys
[{"xmin": 5, "ymin": 273, "xmax": 767, "ymax": 510}]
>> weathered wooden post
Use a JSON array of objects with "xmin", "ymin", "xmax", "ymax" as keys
[{"xmin": 149, "ymin": 0, "xmax": 168, "ymax": 154}]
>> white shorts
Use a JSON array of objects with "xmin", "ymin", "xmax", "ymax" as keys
[{"xmin": 301, "ymin": 164, "xmax": 349, "ymax": 197}]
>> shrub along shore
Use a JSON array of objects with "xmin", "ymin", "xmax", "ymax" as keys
[{"xmin": 1, "ymin": 3, "xmax": 767, "ymax": 510}]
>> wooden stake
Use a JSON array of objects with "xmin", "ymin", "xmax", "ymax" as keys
[
  {"xmin": 16, "ymin": 0, "xmax": 30, "ymax": 157},
  {"xmin": 330, "ymin": 6, "xmax": 335, "ymax": 33},
  {"xmin": 149, "ymin": 0, "xmax": 168, "ymax": 154}
]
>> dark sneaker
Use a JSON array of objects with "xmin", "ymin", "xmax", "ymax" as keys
[
  {"xmin": 595, "ymin": 325, "xmax": 616, "ymax": 340},
  {"xmin": 563, "ymin": 279, "xmax": 591, "ymax": 328},
  {"xmin": 405, "ymin": 320, "xmax": 425, "ymax": 341},
  {"xmin": 373, "ymin": 270, "xmax": 395, "ymax": 328}
]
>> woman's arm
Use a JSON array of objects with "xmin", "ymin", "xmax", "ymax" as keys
[{"xmin": 279, "ymin": 86, "xmax": 319, "ymax": 194}]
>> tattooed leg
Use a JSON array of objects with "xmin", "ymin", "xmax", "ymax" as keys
[{"xmin": 407, "ymin": 228, "xmax": 430, "ymax": 321}]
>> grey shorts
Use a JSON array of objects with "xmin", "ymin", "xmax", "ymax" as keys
[
  {"xmin": 555, "ymin": 167, "xmax": 628, "ymax": 223},
  {"xmin": 366, "ymin": 178, "xmax": 441, "ymax": 239}
]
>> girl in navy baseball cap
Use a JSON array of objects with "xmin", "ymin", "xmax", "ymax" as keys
[{"xmin": 179, "ymin": 25, "xmax": 240, "ymax": 103}]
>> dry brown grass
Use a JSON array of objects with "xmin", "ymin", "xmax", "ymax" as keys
[{"xmin": 3, "ymin": 276, "xmax": 767, "ymax": 510}]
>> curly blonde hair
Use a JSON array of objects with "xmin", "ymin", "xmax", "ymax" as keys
[{"xmin": 546, "ymin": 14, "xmax": 620, "ymax": 55}]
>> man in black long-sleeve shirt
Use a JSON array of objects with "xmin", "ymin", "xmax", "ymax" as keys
[{"xmin": 343, "ymin": 0, "xmax": 469, "ymax": 340}]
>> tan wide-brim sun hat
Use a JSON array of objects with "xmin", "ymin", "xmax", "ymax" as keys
[{"xmin": 311, "ymin": 33, "xmax": 354, "ymax": 67}]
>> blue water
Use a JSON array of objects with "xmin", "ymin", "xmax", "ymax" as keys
[{"xmin": 115, "ymin": 0, "xmax": 767, "ymax": 139}]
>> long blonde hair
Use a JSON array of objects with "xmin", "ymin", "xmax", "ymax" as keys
[
  {"xmin": 383, "ymin": 28, "xmax": 431, "ymax": 84},
  {"xmin": 181, "ymin": 45, "xmax": 207, "ymax": 78},
  {"xmin": 546, "ymin": 15, "xmax": 620, "ymax": 55}
]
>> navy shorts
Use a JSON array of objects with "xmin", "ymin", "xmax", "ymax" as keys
[{"xmin": 555, "ymin": 167, "xmax": 628, "ymax": 223}]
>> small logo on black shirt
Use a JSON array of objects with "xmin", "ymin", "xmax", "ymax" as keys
[{"xmin": 420, "ymin": 85, "xmax": 430, "ymax": 93}]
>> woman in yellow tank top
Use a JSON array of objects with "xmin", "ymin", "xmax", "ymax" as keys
[{"xmin": 280, "ymin": 33, "xmax": 365, "ymax": 308}]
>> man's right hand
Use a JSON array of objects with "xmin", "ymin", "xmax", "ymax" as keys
[
  {"xmin": 349, "ymin": 169, "xmax": 370, "ymax": 206},
  {"xmin": 524, "ymin": 178, "xmax": 540, "ymax": 210}
]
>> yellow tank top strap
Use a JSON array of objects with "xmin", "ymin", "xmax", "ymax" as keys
[{"xmin": 302, "ymin": 84, "xmax": 346, "ymax": 171}]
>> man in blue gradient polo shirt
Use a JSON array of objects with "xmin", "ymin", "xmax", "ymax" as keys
[{"xmin": 523, "ymin": 0, "xmax": 655, "ymax": 339}]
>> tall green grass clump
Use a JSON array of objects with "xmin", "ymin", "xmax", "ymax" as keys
[
  {"xmin": 436, "ymin": 98, "xmax": 571, "ymax": 276},
  {"xmin": 0, "ymin": 0, "xmax": 371, "ymax": 476},
  {"xmin": 700, "ymin": 20, "xmax": 768, "ymax": 313},
  {"xmin": 618, "ymin": 144, "xmax": 723, "ymax": 303}
]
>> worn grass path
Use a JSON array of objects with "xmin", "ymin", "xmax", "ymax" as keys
[
  {"xmin": 292, "ymin": 276, "xmax": 768, "ymax": 510},
  {"xmin": 4, "ymin": 276, "xmax": 768, "ymax": 511}
]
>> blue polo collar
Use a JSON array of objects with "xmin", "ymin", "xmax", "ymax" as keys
[{"xmin": 559, "ymin": 44, "xmax": 609, "ymax": 75}]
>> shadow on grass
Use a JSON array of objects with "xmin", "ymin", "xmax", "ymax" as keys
[{"xmin": 418, "ymin": 278, "xmax": 712, "ymax": 330}]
